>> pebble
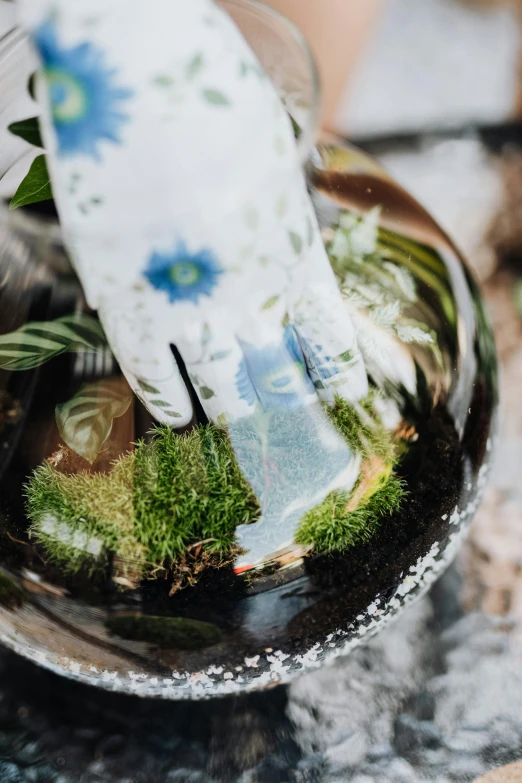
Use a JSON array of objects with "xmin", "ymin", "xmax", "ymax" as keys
[
  {"xmin": 367, "ymin": 744, "xmax": 395, "ymax": 762},
  {"xmin": 97, "ymin": 733, "xmax": 126, "ymax": 757},
  {"xmin": 324, "ymin": 731, "xmax": 368, "ymax": 771},
  {"xmin": 447, "ymin": 754, "xmax": 486, "ymax": 780},
  {"xmin": 482, "ymin": 719, "xmax": 522, "ymax": 766},
  {"xmin": 295, "ymin": 752, "xmax": 325, "ymax": 780},
  {"xmin": 25, "ymin": 766, "xmax": 58, "ymax": 783},
  {"xmin": 394, "ymin": 714, "xmax": 442, "ymax": 755},
  {"xmin": 165, "ymin": 770, "xmax": 211, "ymax": 783},
  {"xmin": 86, "ymin": 760, "xmax": 106, "ymax": 776},
  {"xmin": 255, "ymin": 754, "xmax": 291, "ymax": 783},
  {"xmin": 14, "ymin": 741, "xmax": 43, "ymax": 767},
  {"xmin": 0, "ymin": 761, "xmax": 26, "ymax": 783},
  {"xmin": 445, "ymin": 729, "xmax": 491, "ymax": 754},
  {"xmin": 384, "ymin": 757, "xmax": 418, "ymax": 782},
  {"xmin": 405, "ymin": 689, "xmax": 436, "ymax": 722}
]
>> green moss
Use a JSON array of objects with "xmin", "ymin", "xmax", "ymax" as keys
[
  {"xmin": 24, "ymin": 394, "xmax": 407, "ymax": 585},
  {"xmin": 295, "ymin": 473, "xmax": 406, "ymax": 554},
  {"xmin": 26, "ymin": 454, "xmax": 145, "ymax": 577},
  {"xmin": 0, "ymin": 571, "xmax": 26, "ymax": 610},
  {"xmin": 25, "ymin": 425, "xmax": 259, "ymax": 583},
  {"xmin": 133, "ymin": 426, "xmax": 259, "ymax": 565},
  {"xmin": 295, "ymin": 393, "xmax": 407, "ymax": 555},
  {"xmin": 328, "ymin": 393, "xmax": 396, "ymax": 464},
  {"xmin": 106, "ymin": 614, "xmax": 223, "ymax": 649}
]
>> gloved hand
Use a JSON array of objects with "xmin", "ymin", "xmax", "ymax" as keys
[{"xmin": 18, "ymin": 0, "xmax": 368, "ymax": 565}]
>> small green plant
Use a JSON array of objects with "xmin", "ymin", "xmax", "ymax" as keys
[
  {"xmin": 56, "ymin": 380, "xmax": 133, "ymax": 464},
  {"xmin": 132, "ymin": 425, "xmax": 260, "ymax": 565},
  {"xmin": 6, "ymin": 113, "xmax": 52, "ymax": 210},
  {"xmin": 0, "ymin": 314, "xmax": 106, "ymax": 371},
  {"xmin": 295, "ymin": 473, "xmax": 405, "ymax": 554},
  {"xmin": 326, "ymin": 392, "xmax": 396, "ymax": 464},
  {"xmin": 0, "ymin": 316, "xmax": 135, "ymax": 463},
  {"xmin": 295, "ymin": 394, "xmax": 407, "ymax": 554},
  {"xmin": 328, "ymin": 208, "xmax": 442, "ymax": 364}
]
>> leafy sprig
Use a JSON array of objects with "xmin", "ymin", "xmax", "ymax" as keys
[{"xmin": 5, "ymin": 81, "xmax": 53, "ymax": 210}]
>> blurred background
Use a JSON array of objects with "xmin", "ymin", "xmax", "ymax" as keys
[{"xmin": 2, "ymin": 0, "xmax": 522, "ymax": 781}]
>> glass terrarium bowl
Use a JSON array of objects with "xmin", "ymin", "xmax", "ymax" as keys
[{"xmin": 0, "ymin": 2, "xmax": 497, "ymax": 699}]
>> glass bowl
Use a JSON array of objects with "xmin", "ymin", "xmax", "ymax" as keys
[{"xmin": 0, "ymin": 2, "xmax": 498, "ymax": 699}]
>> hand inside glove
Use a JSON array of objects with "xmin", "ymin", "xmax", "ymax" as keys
[{"xmin": 18, "ymin": 0, "xmax": 368, "ymax": 565}]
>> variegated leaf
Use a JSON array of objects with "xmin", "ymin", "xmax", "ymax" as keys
[
  {"xmin": 56, "ymin": 381, "xmax": 132, "ymax": 463},
  {"xmin": 0, "ymin": 314, "xmax": 106, "ymax": 371}
]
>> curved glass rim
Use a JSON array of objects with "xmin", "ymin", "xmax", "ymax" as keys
[{"xmin": 218, "ymin": 0, "xmax": 322, "ymax": 160}]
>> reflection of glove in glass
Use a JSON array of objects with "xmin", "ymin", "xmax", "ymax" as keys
[{"xmin": 18, "ymin": 0, "xmax": 368, "ymax": 564}]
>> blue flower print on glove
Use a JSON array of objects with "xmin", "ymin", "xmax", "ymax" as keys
[
  {"xmin": 297, "ymin": 333, "xmax": 342, "ymax": 383},
  {"xmin": 34, "ymin": 20, "xmax": 133, "ymax": 159},
  {"xmin": 143, "ymin": 241, "xmax": 224, "ymax": 304},
  {"xmin": 236, "ymin": 326, "xmax": 316, "ymax": 410}
]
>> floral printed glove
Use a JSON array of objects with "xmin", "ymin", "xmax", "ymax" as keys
[{"xmin": 17, "ymin": 0, "xmax": 368, "ymax": 565}]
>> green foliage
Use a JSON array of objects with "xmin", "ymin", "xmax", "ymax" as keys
[
  {"xmin": 295, "ymin": 473, "xmax": 406, "ymax": 554},
  {"xmin": 7, "ymin": 102, "xmax": 53, "ymax": 209},
  {"xmin": 106, "ymin": 614, "xmax": 222, "ymax": 649},
  {"xmin": 327, "ymin": 208, "xmax": 441, "ymax": 361},
  {"xmin": 56, "ymin": 381, "xmax": 133, "ymax": 464},
  {"xmin": 328, "ymin": 393, "xmax": 396, "ymax": 465},
  {"xmin": 8, "ymin": 117, "xmax": 43, "ymax": 149},
  {"xmin": 9, "ymin": 155, "xmax": 52, "ymax": 210},
  {"xmin": 0, "ymin": 314, "xmax": 106, "ymax": 371}
]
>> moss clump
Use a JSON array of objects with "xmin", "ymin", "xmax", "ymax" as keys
[
  {"xmin": 106, "ymin": 614, "xmax": 223, "ymax": 650},
  {"xmin": 295, "ymin": 473, "xmax": 406, "ymax": 554},
  {"xmin": 296, "ymin": 394, "xmax": 407, "ymax": 554},
  {"xmin": 133, "ymin": 426, "xmax": 259, "ymax": 565},
  {"xmin": 26, "ymin": 453, "xmax": 145, "ymax": 579},
  {"xmin": 328, "ymin": 393, "xmax": 396, "ymax": 464},
  {"xmin": 0, "ymin": 571, "xmax": 26, "ymax": 610},
  {"xmin": 25, "ymin": 394, "xmax": 407, "ymax": 587},
  {"xmin": 25, "ymin": 425, "xmax": 259, "ymax": 585}
]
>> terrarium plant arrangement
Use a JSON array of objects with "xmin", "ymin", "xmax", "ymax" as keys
[
  {"xmin": 0, "ymin": 0, "xmax": 497, "ymax": 697},
  {"xmin": 0, "ymin": 2, "xmax": 437, "ymax": 593},
  {"xmin": 12, "ymin": 205, "xmax": 435, "ymax": 592}
]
